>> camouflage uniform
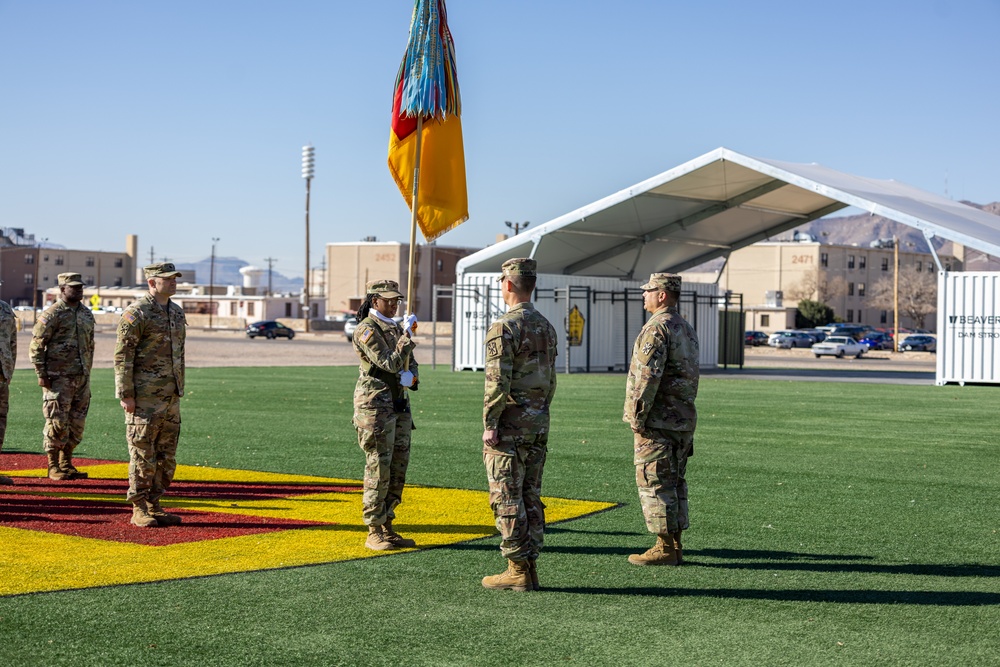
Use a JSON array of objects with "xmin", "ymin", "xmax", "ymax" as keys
[
  {"xmin": 624, "ymin": 274, "xmax": 699, "ymax": 539},
  {"xmin": 352, "ymin": 280, "xmax": 418, "ymax": 530},
  {"xmin": 114, "ymin": 267, "xmax": 186, "ymax": 509},
  {"xmin": 483, "ymin": 259, "xmax": 558, "ymax": 564},
  {"xmin": 30, "ymin": 275, "xmax": 95, "ymax": 457},
  {"xmin": 0, "ymin": 299, "xmax": 16, "ymax": 483}
]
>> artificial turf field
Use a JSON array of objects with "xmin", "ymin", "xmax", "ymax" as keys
[{"xmin": 1, "ymin": 366, "xmax": 998, "ymax": 666}]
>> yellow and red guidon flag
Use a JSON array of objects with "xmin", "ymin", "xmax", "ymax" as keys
[{"xmin": 387, "ymin": 0, "xmax": 468, "ymax": 243}]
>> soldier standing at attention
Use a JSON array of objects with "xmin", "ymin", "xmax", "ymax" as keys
[
  {"xmin": 30, "ymin": 273, "xmax": 95, "ymax": 481},
  {"xmin": 114, "ymin": 263, "xmax": 186, "ymax": 528},
  {"xmin": 481, "ymin": 258, "xmax": 558, "ymax": 592},
  {"xmin": 0, "ymin": 293, "xmax": 16, "ymax": 486},
  {"xmin": 352, "ymin": 279, "xmax": 419, "ymax": 551},
  {"xmin": 624, "ymin": 273, "xmax": 699, "ymax": 566}
]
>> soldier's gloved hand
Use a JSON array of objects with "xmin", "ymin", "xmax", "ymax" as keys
[
  {"xmin": 400, "ymin": 370, "xmax": 415, "ymax": 387},
  {"xmin": 402, "ymin": 314, "xmax": 418, "ymax": 336}
]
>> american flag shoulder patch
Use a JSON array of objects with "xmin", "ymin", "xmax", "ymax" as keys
[{"xmin": 122, "ymin": 311, "xmax": 137, "ymax": 324}]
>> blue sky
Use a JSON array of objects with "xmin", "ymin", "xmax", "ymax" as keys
[{"xmin": 1, "ymin": 0, "xmax": 997, "ymax": 278}]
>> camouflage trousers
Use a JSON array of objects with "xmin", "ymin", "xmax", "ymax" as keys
[
  {"xmin": 634, "ymin": 428, "xmax": 693, "ymax": 535},
  {"xmin": 483, "ymin": 433, "xmax": 547, "ymax": 561},
  {"xmin": 0, "ymin": 381, "xmax": 8, "ymax": 452},
  {"xmin": 42, "ymin": 375, "xmax": 91, "ymax": 453},
  {"xmin": 356, "ymin": 411, "xmax": 412, "ymax": 526},
  {"xmin": 126, "ymin": 394, "xmax": 181, "ymax": 505}
]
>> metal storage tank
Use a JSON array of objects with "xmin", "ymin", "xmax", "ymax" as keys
[
  {"xmin": 937, "ymin": 272, "xmax": 1000, "ymax": 385},
  {"xmin": 454, "ymin": 273, "xmax": 720, "ymax": 372}
]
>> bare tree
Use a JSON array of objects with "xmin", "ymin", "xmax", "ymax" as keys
[
  {"xmin": 788, "ymin": 272, "xmax": 847, "ymax": 304},
  {"xmin": 868, "ymin": 267, "xmax": 937, "ymax": 328}
]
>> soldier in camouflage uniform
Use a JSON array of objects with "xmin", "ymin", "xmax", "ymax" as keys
[
  {"xmin": 29, "ymin": 273, "xmax": 95, "ymax": 481},
  {"xmin": 481, "ymin": 258, "xmax": 558, "ymax": 592},
  {"xmin": 352, "ymin": 279, "xmax": 419, "ymax": 551},
  {"xmin": 114, "ymin": 263, "xmax": 186, "ymax": 528},
  {"xmin": 624, "ymin": 273, "xmax": 699, "ymax": 566},
  {"xmin": 0, "ymin": 294, "xmax": 16, "ymax": 486}
]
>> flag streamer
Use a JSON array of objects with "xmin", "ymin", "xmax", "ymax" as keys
[{"xmin": 396, "ymin": 0, "xmax": 461, "ymax": 119}]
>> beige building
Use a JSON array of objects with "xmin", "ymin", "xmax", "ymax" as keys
[
  {"xmin": 0, "ymin": 234, "xmax": 138, "ymax": 308},
  {"xmin": 326, "ymin": 241, "xmax": 477, "ymax": 321},
  {"xmin": 684, "ymin": 240, "xmax": 958, "ymax": 332}
]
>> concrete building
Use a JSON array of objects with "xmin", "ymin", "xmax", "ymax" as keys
[
  {"xmin": 0, "ymin": 234, "xmax": 138, "ymax": 308},
  {"xmin": 326, "ymin": 241, "xmax": 477, "ymax": 321},
  {"xmin": 683, "ymin": 240, "xmax": 959, "ymax": 331}
]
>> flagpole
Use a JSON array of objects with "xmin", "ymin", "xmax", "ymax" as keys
[{"xmin": 405, "ymin": 117, "xmax": 422, "ymax": 319}]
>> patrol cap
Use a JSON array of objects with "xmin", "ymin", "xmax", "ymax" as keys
[
  {"xmin": 640, "ymin": 272, "xmax": 681, "ymax": 292},
  {"xmin": 144, "ymin": 262, "xmax": 182, "ymax": 279},
  {"xmin": 496, "ymin": 257, "xmax": 537, "ymax": 282},
  {"xmin": 57, "ymin": 272, "xmax": 85, "ymax": 286},
  {"xmin": 366, "ymin": 279, "xmax": 404, "ymax": 299}
]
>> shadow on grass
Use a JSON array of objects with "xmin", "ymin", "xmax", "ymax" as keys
[{"xmin": 543, "ymin": 586, "xmax": 1000, "ymax": 606}]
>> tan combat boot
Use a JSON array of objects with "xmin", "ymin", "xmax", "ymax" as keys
[
  {"xmin": 148, "ymin": 498, "xmax": 183, "ymax": 526},
  {"xmin": 671, "ymin": 531, "xmax": 683, "ymax": 565},
  {"xmin": 47, "ymin": 452, "xmax": 70, "ymax": 481},
  {"xmin": 482, "ymin": 559, "xmax": 532, "ymax": 591},
  {"xmin": 628, "ymin": 534, "xmax": 679, "ymax": 566},
  {"xmin": 383, "ymin": 519, "xmax": 416, "ymax": 548},
  {"xmin": 58, "ymin": 449, "xmax": 88, "ymax": 480},
  {"xmin": 131, "ymin": 501, "xmax": 159, "ymax": 528},
  {"xmin": 527, "ymin": 559, "xmax": 540, "ymax": 591},
  {"xmin": 364, "ymin": 525, "xmax": 397, "ymax": 551}
]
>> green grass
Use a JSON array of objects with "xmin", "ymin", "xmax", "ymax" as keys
[{"xmin": 1, "ymin": 367, "xmax": 998, "ymax": 666}]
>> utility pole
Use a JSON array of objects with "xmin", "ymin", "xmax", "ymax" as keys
[
  {"xmin": 264, "ymin": 257, "xmax": 277, "ymax": 297},
  {"xmin": 149, "ymin": 246, "xmax": 155, "ymax": 264},
  {"xmin": 893, "ymin": 236, "xmax": 899, "ymax": 352},
  {"xmin": 302, "ymin": 144, "xmax": 315, "ymax": 332},
  {"xmin": 209, "ymin": 238, "xmax": 219, "ymax": 329}
]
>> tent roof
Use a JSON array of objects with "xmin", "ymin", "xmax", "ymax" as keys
[{"xmin": 457, "ymin": 147, "xmax": 1000, "ymax": 278}]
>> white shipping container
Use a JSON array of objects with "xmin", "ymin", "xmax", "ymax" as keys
[
  {"xmin": 937, "ymin": 272, "xmax": 1000, "ymax": 385},
  {"xmin": 454, "ymin": 273, "xmax": 720, "ymax": 372}
]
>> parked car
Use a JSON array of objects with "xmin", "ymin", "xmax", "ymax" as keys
[
  {"xmin": 745, "ymin": 331, "xmax": 769, "ymax": 346},
  {"xmin": 246, "ymin": 320, "xmax": 295, "ymax": 340},
  {"xmin": 768, "ymin": 331, "xmax": 814, "ymax": 348},
  {"xmin": 898, "ymin": 335, "xmax": 936, "ymax": 352},
  {"xmin": 344, "ymin": 319, "xmax": 358, "ymax": 341},
  {"xmin": 859, "ymin": 332, "xmax": 893, "ymax": 351},
  {"xmin": 812, "ymin": 335, "xmax": 866, "ymax": 358}
]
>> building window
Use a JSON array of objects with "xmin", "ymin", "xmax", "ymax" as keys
[
  {"xmin": 821, "ymin": 253, "xmax": 828, "ymax": 267},
  {"xmin": 115, "ymin": 258, "xmax": 123, "ymax": 268},
  {"xmin": 945, "ymin": 262, "xmax": 951, "ymax": 271},
  {"xmin": 24, "ymin": 273, "xmax": 33, "ymax": 285},
  {"xmin": 859, "ymin": 256, "xmax": 866, "ymax": 269},
  {"xmin": 848, "ymin": 255, "xmax": 855, "ymax": 269},
  {"xmin": 858, "ymin": 283, "xmax": 866, "ymax": 297},
  {"xmin": 881, "ymin": 258, "xmax": 889, "ymax": 271},
  {"xmin": 847, "ymin": 309, "xmax": 854, "ymax": 322},
  {"xmin": 85, "ymin": 257, "xmax": 95, "ymax": 267},
  {"xmin": 761, "ymin": 314, "xmax": 770, "ymax": 327},
  {"xmin": 43, "ymin": 254, "xmax": 49, "ymax": 262},
  {"xmin": 848, "ymin": 283, "xmax": 855, "ymax": 296},
  {"xmin": 42, "ymin": 275, "xmax": 49, "ymax": 283},
  {"xmin": 916, "ymin": 262, "xmax": 922, "ymax": 272},
  {"xmin": 437, "ymin": 259, "xmax": 444, "ymax": 271},
  {"xmin": 86, "ymin": 275, "xmax": 95, "ymax": 285},
  {"xmin": 248, "ymin": 302, "xmax": 255, "ymax": 317},
  {"xmin": 114, "ymin": 277, "xmax": 122, "ymax": 287},
  {"xmin": 880, "ymin": 310, "xmax": 887, "ymax": 324},
  {"xmin": 25, "ymin": 254, "xmax": 34, "ymax": 265},
  {"xmin": 55, "ymin": 255, "xmax": 64, "ymax": 266},
  {"xmin": 928, "ymin": 262, "xmax": 934, "ymax": 272}
]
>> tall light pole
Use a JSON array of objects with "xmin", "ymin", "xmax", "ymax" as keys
[
  {"xmin": 505, "ymin": 220, "xmax": 530, "ymax": 236},
  {"xmin": 302, "ymin": 144, "xmax": 315, "ymax": 332},
  {"xmin": 209, "ymin": 237, "xmax": 219, "ymax": 329}
]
